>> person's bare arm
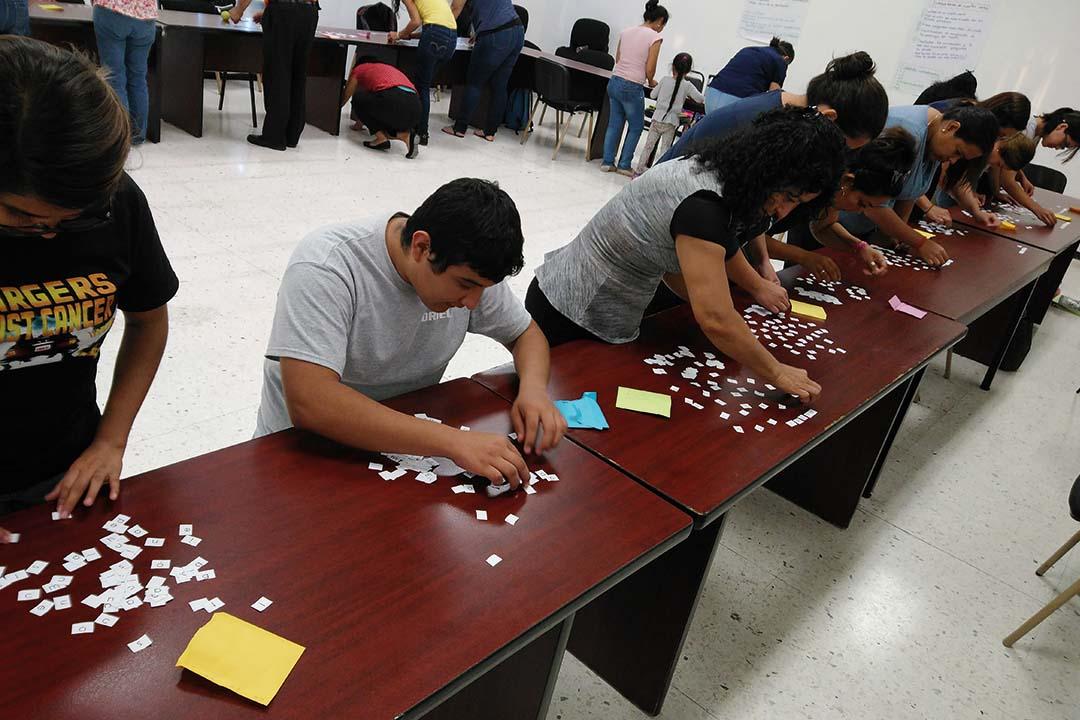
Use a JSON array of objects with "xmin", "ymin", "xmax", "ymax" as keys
[
  {"xmin": 341, "ymin": 76, "xmax": 358, "ymax": 107},
  {"xmin": 768, "ymin": 82, "xmax": 782, "ymax": 91},
  {"xmin": 808, "ymin": 216, "xmax": 888, "ymax": 276},
  {"xmin": 505, "ymin": 322, "xmax": 567, "ymax": 455},
  {"xmin": 227, "ymin": 0, "xmax": 253, "ymax": 23},
  {"xmin": 1001, "ymin": 168, "xmax": 1058, "ymax": 226},
  {"xmin": 726, "ymin": 247, "xmax": 790, "ymax": 312},
  {"xmin": 280, "ymin": 358, "xmax": 529, "ymax": 487},
  {"xmin": 764, "ymin": 236, "xmax": 841, "ymax": 281},
  {"xmin": 676, "ymin": 235, "xmax": 820, "ymax": 402},
  {"xmin": 950, "ymin": 183, "xmax": 999, "ymax": 227},
  {"xmin": 645, "ymin": 39, "xmax": 662, "ymax": 87},
  {"xmin": 389, "ymin": 0, "xmax": 422, "ymax": 41},
  {"xmin": 451, "ymin": 0, "xmax": 466, "ymax": 18},
  {"xmin": 864, "ymin": 203, "xmax": 949, "ymax": 266}
]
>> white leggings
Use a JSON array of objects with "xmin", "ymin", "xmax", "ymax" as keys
[{"xmin": 634, "ymin": 120, "xmax": 678, "ymax": 174}]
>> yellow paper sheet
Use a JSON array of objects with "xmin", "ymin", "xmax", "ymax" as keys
[
  {"xmin": 616, "ymin": 386, "xmax": 671, "ymax": 418},
  {"xmin": 789, "ymin": 300, "xmax": 827, "ymax": 321},
  {"xmin": 1000, "ymin": 220, "xmax": 1016, "ymax": 231},
  {"xmin": 1054, "ymin": 213, "xmax": 1072, "ymax": 222},
  {"xmin": 38, "ymin": 3, "xmax": 64, "ymax": 9},
  {"xmin": 913, "ymin": 228, "xmax": 935, "ymax": 240},
  {"xmin": 176, "ymin": 613, "xmax": 305, "ymax": 706}
]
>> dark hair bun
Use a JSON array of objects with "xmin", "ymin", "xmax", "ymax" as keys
[
  {"xmin": 828, "ymin": 51, "xmax": 876, "ymax": 81},
  {"xmin": 645, "ymin": 0, "xmax": 658, "ymax": 9}
]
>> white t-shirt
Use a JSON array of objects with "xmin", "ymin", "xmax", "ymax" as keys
[
  {"xmin": 255, "ymin": 214, "xmax": 531, "ymax": 436},
  {"xmin": 650, "ymin": 75, "xmax": 705, "ymax": 126}
]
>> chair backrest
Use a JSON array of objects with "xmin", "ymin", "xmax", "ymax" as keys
[
  {"xmin": 513, "ymin": 4, "xmax": 528, "ymax": 31},
  {"xmin": 554, "ymin": 46, "xmax": 613, "ymax": 71},
  {"xmin": 569, "ymin": 18, "xmax": 609, "ymax": 53},
  {"xmin": 1023, "ymin": 163, "xmax": 1068, "ymax": 193},
  {"xmin": 685, "ymin": 71, "xmax": 705, "ymax": 93},
  {"xmin": 160, "ymin": 0, "xmax": 220, "ymax": 12},
  {"xmin": 535, "ymin": 58, "xmax": 571, "ymax": 103},
  {"xmin": 356, "ymin": 2, "xmax": 397, "ymax": 32},
  {"xmin": 1070, "ymin": 473, "xmax": 1079, "ymax": 521}
]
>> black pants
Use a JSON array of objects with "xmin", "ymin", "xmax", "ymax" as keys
[
  {"xmin": 524, "ymin": 278, "xmax": 603, "ymax": 347},
  {"xmin": 352, "ymin": 87, "xmax": 421, "ymax": 135},
  {"xmin": 261, "ymin": 2, "xmax": 319, "ymax": 147}
]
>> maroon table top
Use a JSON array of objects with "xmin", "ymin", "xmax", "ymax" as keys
[
  {"xmin": 29, "ymin": 2, "xmax": 93, "ymax": 23},
  {"xmin": 845, "ymin": 223, "xmax": 1052, "ymax": 323},
  {"xmin": 473, "ymin": 268, "xmax": 966, "ymax": 525},
  {"xmin": 0, "ymin": 379, "xmax": 689, "ymax": 719},
  {"xmin": 950, "ymin": 188, "xmax": 1080, "ymax": 255}
]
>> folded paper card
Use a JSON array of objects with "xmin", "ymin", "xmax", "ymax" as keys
[
  {"xmin": 555, "ymin": 391, "xmax": 609, "ymax": 430},
  {"xmin": 1054, "ymin": 213, "xmax": 1072, "ymax": 222},
  {"xmin": 615, "ymin": 386, "xmax": 671, "ymax": 418},
  {"xmin": 788, "ymin": 300, "xmax": 827, "ymax": 321},
  {"xmin": 913, "ymin": 228, "xmax": 935, "ymax": 240},
  {"xmin": 888, "ymin": 295, "xmax": 927, "ymax": 319},
  {"xmin": 176, "ymin": 613, "xmax": 305, "ymax": 706}
]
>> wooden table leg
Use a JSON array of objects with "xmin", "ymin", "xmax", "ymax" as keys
[
  {"xmin": 146, "ymin": 29, "xmax": 162, "ymax": 143},
  {"xmin": 587, "ymin": 92, "xmax": 609, "ymax": 162},
  {"xmin": 862, "ymin": 367, "xmax": 926, "ymax": 499},
  {"xmin": 415, "ymin": 615, "xmax": 573, "ymax": 720},
  {"xmin": 766, "ymin": 376, "xmax": 918, "ymax": 528},
  {"xmin": 980, "ymin": 278, "xmax": 1038, "ymax": 391},
  {"xmin": 566, "ymin": 519, "xmax": 724, "ymax": 716},
  {"xmin": 1028, "ymin": 240, "xmax": 1080, "ymax": 326},
  {"xmin": 161, "ymin": 27, "xmax": 205, "ymax": 138},
  {"xmin": 305, "ymin": 42, "xmax": 346, "ymax": 136}
]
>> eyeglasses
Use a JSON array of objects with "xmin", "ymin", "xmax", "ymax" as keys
[{"xmin": 0, "ymin": 208, "xmax": 113, "ymax": 237}]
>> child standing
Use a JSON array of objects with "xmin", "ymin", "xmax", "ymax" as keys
[
  {"xmin": 634, "ymin": 52, "xmax": 703, "ymax": 175},
  {"xmin": 601, "ymin": 0, "xmax": 668, "ymax": 176}
]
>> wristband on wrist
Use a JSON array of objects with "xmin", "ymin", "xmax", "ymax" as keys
[{"xmin": 853, "ymin": 239, "xmax": 869, "ymax": 252}]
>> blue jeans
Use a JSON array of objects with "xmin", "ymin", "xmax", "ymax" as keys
[
  {"xmin": 603, "ymin": 75, "xmax": 645, "ymax": 169},
  {"xmin": 93, "ymin": 6, "xmax": 156, "ymax": 142},
  {"xmin": 705, "ymin": 87, "xmax": 741, "ymax": 114},
  {"xmin": 453, "ymin": 23, "xmax": 524, "ymax": 136},
  {"xmin": 413, "ymin": 24, "xmax": 458, "ymax": 135},
  {"xmin": 0, "ymin": 0, "xmax": 30, "ymax": 35}
]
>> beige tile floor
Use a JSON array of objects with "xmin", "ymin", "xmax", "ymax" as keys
[{"xmin": 110, "ymin": 86, "xmax": 1080, "ymax": 720}]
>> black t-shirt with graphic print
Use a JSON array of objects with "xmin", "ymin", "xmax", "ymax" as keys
[{"xmin": 0, "ymin": 174, "xmax": 178, "ymax": 494}]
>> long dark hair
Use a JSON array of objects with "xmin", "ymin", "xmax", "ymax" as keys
[
  {"xmin": 914, "ymin": 70, "xmax": 977, "ymax": 105},
  {"xmin": 769, "ymin": 36, "xmax": 794, "ymax": 62},
  {"xmin": 805, "ymin": 51, "xmax": 889, "ymax": 142},
  {"xmin": 847, "ymin": 127, "xmax": 917, "ymax": 197},
  {"xmin": 1037, "ymin": 107, "xmax": 1080, "ymax": 161},
  {"xmin": 688, "ymin": 107, "xmax": 846, "ymax": 228},
  {"xmin": 0, "ymin": 37, "xmax": 129, "ymax": 210},
  {"xmin": 643, "ymin": 0, "xmax": 669, "ymax": 24},
  {"xmin": 658, "ymin": 52, "xmax": 693, "ymax": 121},
  {"xmin": 941, "ymin": 104, "xmax": 999, "ymax": 191},
  {"xmin": 979, "ymin": 92, "xmax": 1031, "ymax": 134}
]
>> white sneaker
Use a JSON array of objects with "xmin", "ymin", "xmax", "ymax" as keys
[
  {"xmin": 616, "ymin": 168, "xmax": 634, "ymax": 177},
  {"xmin": 600, "ymin": 164, "xmax": 615, "ymax": 172}
]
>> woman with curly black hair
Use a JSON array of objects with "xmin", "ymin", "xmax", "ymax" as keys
[{"xmin": 526, "ymin": 107, "xmax": 846, "ymax": 403}]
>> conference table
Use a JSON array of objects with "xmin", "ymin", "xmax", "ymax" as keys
[
  {"xmin": 473, "ymin": 264, "xmax": 967, "ymax": 714},
  {"xmin": 0, "ymin": 379, "xmax": 691, "ymax": 719},
  {"xmin": 951, "ymin": 189, "xmax": 1080, "ymax": 326},
  {"xmin": 28, "ymin": 2, "xmax": 163, "ymax": 143}
]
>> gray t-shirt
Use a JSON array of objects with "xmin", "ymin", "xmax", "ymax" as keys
[
  {"xmin": 255, "ymin": 214, "xmax": 532, "ymax": 436},
  {"xmin": 535, "ymin": 157, "xmax": 757, "ymax": 343}
]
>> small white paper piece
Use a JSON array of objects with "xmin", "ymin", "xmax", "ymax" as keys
[
  {"xmin": 178, "ymin": 524, "xmax": 193, "ymax": 537},
  {"xmin": 126, "ymin": 525, "xmax": 148, "ymax": 538},
  {"xmin": 52, "ymin": 594, "xmax": 72, "ymax": 610},
  {"xmin": 118, "ymin": 545, "xmax": 143, "ymax": 560},
  {"xmin": 475, "ymin": 510, "xmax": 488, "ymax": 520},
  {"xmin": 367, "ymin": 462, "xmax": 383, "ymax": 471},
  {"xmin": 195, "ymin": 569, "xmax": 216, "ymax": 582},
  {"xmin": 17, "ymin": 589, "xmax": 42, "ymax": 602},
  {"xmin": 189, "ymin": 598, "xmax": 209, "ymax": 612},
  {"xmin": 523, "ymin": 484, "xmax": 537, "ymax": 495},
  {"xmin": 30, "ymin": 599, "xmax": 54, "ymax": 616},
  {"xmin": 71, "ymin": 622, "xmax": 95, "ymax": 635},
  {"xmin": 95, "ymin": 613, "xmax": 119, "ymax": 627},
  {"xmin": 51, "ymin": 511, "xmax": 69, "ymax": 521},
  {"xmin": 180, "ymin": 535, "xmax": 202, "ymax": 547},
  {"xmin": 205, "ymin": 597, "xmax": 225, "ymax": 613},
  {"xmin": 26, "ymin": 560, "xmax": 48, "ymax": 575},
  {"xmin": 81, "ymin": 548, "xmax": 102, "ymax": 562},
  {"xmin": 733, "ymin": 426, "xmax": 745, "ymax": 434},
  {"xmin": 143, "ymin": 537, "xmax": 164, "ymax": 548},
  {"xmin": 147, "ymin": 576, "xmax": 166, "ymax": 589},
  {"xmin": 251, "ymin": 596, "xmax": 273, "ymax": 612},
  {"xmin": 150, "ymin": 559, "xmax": 171, "ymax": 570},
  {"xmin": 7, "ymin": 534, "xmax": 19, "ymax": 543},
  {"xmin": 486, "ymin": 554, "xmax": 502, "ymax": 567},
  {"xmin": 127, "ymin": 634, "xmax": 152, "ymax": 653},
  {"xmin": 504, "ymin": 514, "xmax": 519, "ymax": 526}
]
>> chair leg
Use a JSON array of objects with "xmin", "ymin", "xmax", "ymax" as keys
[
  {"xmin": 578, "ymin": 113, "xmax": 588, "ymax": 138},
  {"xmin": 553, "ymin": 110, "xmax": 574, "ymax": 160},
  {"xmin": 1003, "ymin": 575, "xmax": 1080, "ymax": 647},
  {"xmin": 248, "ymin": 76, "xmax": 257, "ymax": 128},
  {"xmin": 585, "ymin": 112, "xmax": 594, "ymax": 159},
  {"xmin": 218, "ymin": 73, "xmax": 227, "ymax": 111},
  {"xmin": 943, "ymin": 349, "xmax": 953, "ymax": 379},
  {"xmin": 538, "ymin": 103, "xmax": 547, "ymax": 127},
  {"xmin": 1037, "ymin": 528, "xmax": 1080, "ymax": 576},
  {"xmin": 215, "ymin": 71, "xmax": 223, "ymax": 97},
  {"xmin": 521, "ymin": 98, "xmax": 542, "ymax": 146},
  {"xmin": 554, "ymin": 110, "xmax": 561, "ymax": 145},
  {"xmin": 256, "ymin": 73, "xmax": 263, "ymax": 93}
]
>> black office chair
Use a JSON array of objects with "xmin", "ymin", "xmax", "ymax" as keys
[
  {"xmin": 1004, "ymin": 474, "xmax": 1080, "ymax": 646},
  {"xmin": 159, "ymin": 0, "xmax": 258, "ymax": 128},
  {"xmin": 520, "ymin": 58, "xmax": 598, "ymax": 160},
  {"xmin": 562, "ymin": 18, "xmax": 609, "ymax": 53},
  {"xmin": 1023, "ymin": 163, "xmax": 1068, "ymax": 194},
  {"xmin": 356, "ymin": 2, "xmax": 396, "ymax": 31},
  {"xmin": 512, "ymin": 4, "xmax": 539, "ymax": 50}
]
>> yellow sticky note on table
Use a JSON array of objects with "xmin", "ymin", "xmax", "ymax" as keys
[
  {"xmin": 913, "ymin": 228, "xmax": 935, "ymax": 240},
  {"xmin": 177, "ymin": 613, "xmax": 305, "ymax": 706},
  {"xmin": 38, "ymin": 3, "xmax": 64, "ymax": 9},
  {"xmin": 616, "ymin": 386, "xmax": 671, "ymax": 418},
  {"xmin": 1054, "ymin": 213, "xmax": 1072, "ymax": 222},
  {"xmin": 1000, "ymin": 220, "xmax": 1016, "ymax": 231},
  {"xmin": 789, "ymin": 300, "xmax": 827, "ymax": 321}
]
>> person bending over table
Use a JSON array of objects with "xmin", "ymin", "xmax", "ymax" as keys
[
  {"xmin": 0, "ymin": 38, "xmax": 177, "ymax": 538},
  {"xmin": 228, "ymin": 0, "xmax": 320, "ymax": 151},
  {"xmin": 255, "ymin": 178, "xmax": 567, "ymax": 489},
  {"xmin": 526, "ymin": 108, "xmax": 847, "ymax": 403},
  {"xmin": 658, "ymin": 51, "xmax": 889, "ymax": 291},
  {"xmin": 342, "ymin": 56, "xmax": 421, "ymax": 158},
  {"xmin": 838, "ymin": 104, "xmax": 998, "ymax": 266},
  {"xmin": 388, "ymin": 0, "xmax": 459, "ymax": 147},
  {"xmin": 705, "ymin": 36, "xmax": 793, "ymax": 113}
]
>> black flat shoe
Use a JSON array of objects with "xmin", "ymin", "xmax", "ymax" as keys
[
  {"xmin": 247, "ymin": 134, "xmax": 286, "ymax": 151},
  {"xmin": 418, "ymin": 132, "xmax": 429, "ymax": 146},
  {"xmin": 406, "ymin": 131, "xmax": 419, "ymax": 159},
  {"xmin": 363, "ymin": 139, "xmax": 392, "ymax": 151}
]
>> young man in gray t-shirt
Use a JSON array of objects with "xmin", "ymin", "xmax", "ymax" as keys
[{"xmin": 255, "ymin": 178, "xmax": 566, "ymax": 488}]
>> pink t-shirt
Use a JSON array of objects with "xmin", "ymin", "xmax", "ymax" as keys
[
  {"xmin": 612, "ymin": 25, "xmax": 662, "ymax": 85},
  {"xmin": 94, "ymin": 0, "xmax": 158, "ymax": 21}
]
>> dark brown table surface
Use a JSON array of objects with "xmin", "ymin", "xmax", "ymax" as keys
[
  {"xmin": 474, "ymin": 269, "xmax": 966, "ymax": 524},
  {"xmin": 836, "ymin": 224, "xmax": 1053, "ymax": 323},
  {"xmin": 950, "ymin": 188, "xmax": 1080, "ymax": 255},
  {"xmin": 0, "ymin": 379, "xmax": 690, "ymax": 719}
]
